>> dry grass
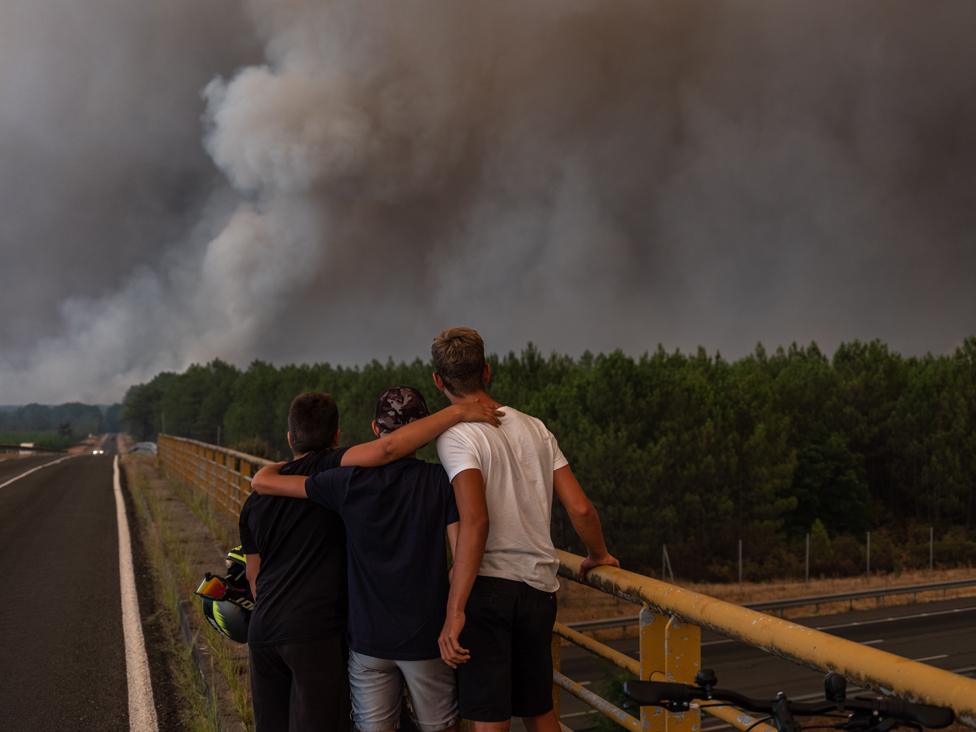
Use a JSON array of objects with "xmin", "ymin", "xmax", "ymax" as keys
[{"xmin": 124, "ymin": 451, "xmax": 253, "ymax": 731}]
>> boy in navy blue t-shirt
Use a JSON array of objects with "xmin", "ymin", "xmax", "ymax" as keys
[{"xmin": 252, "ymin": 386, "xmax": 462, "ymax": 732}]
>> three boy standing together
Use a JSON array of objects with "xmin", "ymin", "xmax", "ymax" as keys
[{"xmin": 245, "ymin": 327, "xmax": 618, "ymax": 731}]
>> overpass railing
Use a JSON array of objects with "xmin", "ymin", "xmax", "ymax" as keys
[{"xmin": 155, "ymin": 434, "xmax": 976, "ymax": 730}]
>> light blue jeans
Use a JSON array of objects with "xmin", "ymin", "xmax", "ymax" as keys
[{"xmin": 348, "ymin": 650, "xmax": 459, "ymax": 732}]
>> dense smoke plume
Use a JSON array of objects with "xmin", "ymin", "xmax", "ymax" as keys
[{"xmin": 2, "ymin": 1, "xmax": 975, "ymax": 403}]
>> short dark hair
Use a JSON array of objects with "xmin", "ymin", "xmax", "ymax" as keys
[
  {"xmin": 287, "ymin": 392, "xmax": 339, "ymax": 453},
  {"xmin": 431, "ymin": 327, "xmax": 487, "ymax": 396}
]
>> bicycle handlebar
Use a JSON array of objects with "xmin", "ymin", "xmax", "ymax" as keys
[{"xmin": 624, "ymin": 679, "xmax": 955, "ymax": 729}]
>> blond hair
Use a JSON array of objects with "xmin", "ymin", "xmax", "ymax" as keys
[{"xmin": 431, "ymin": 327, "xmax": 487, "ymax": 395}]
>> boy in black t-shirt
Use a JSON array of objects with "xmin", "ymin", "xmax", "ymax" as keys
[
  {"xmin": 242, "ymin": 390, "xmax": 501, "ymax": 732},
  {"xmin": 240, "ymin": 392, "xmax": 350, "ymax": 731},
  {"xmin": 252, "ymin": 387, "xmax": 465, "ymax": 732}
]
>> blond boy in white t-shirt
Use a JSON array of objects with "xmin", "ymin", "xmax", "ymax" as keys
[{"xmin": 431, "ymin": 327, "xmax": 619, "ymax": 732}]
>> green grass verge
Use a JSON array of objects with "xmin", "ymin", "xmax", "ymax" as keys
[
  {"xmin": 124, "ymin": 456, "xmax": 227, "ymax": 732},
  {"xmin": 160, "ymin": 473, "xmax": 254, "ymax": 729}
]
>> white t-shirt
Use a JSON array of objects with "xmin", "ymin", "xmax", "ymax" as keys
[{"xmin": 436, "ymin": 406, "xmax": 568, "ymax": 592}]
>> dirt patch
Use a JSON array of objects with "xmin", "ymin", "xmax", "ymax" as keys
[{"xmin": 122, "ymin": 449, "xmax": 251, "ymax": 731}]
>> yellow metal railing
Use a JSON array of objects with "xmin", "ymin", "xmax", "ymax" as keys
[
  {"xmin": 157, "ymin": 434, "xmax": 270, "ymax": 518},
  {"xmin": 556, "ymin": 551, "xmax": 976, "ymax": 730},
  {"xmin": 154, "ymin": 434, "xmax": 976, "ymax": 730}
]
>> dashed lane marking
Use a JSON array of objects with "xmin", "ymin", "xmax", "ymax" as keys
[{"xmin": 0, "ymin": 454, "xmax": 76, "ymax": 489}]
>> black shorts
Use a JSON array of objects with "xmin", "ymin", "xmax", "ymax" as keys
[
  {"xmin": 457, "ymin": 576, "xmax": 558, "ymax": 722},
  {"xmin": 249, "ymin": 634, "xmax": 349, "ymax": 731}
]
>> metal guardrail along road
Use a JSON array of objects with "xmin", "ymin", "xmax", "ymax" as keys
[
  {"xmin": 569, "ymin": 577, "xmax": 976, "ymax": 632},
  {"xmin": 156, "ymin": 434, "xmax": 976, "ymax": 730}
]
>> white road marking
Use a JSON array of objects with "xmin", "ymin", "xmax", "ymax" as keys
[
  {"xmin": 913, "ymin": 654, "xmax": 949, "ymax": 662},
  {"xmin": 697, "ymin": 605, "xmax": 976, "ymax": 648},
  {"xmin": 560, "ymin": 710, "xmax": 599, "ymax": 719},
  {"xmin": 0, "ymin": 454, "xmax": 76, "ymax": 489},
  {"xmin": 863, "ymin": 639, "xmax": 885, "ymax": 645},
  {"xmin": 113, "ymin": 455, "xmax": 159, "ymax": 732}
]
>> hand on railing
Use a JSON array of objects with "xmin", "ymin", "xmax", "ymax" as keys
[{"xmin": 579, "ymin": 552, "xmax": 620, "ymax": 579}]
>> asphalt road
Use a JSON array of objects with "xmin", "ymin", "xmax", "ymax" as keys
[
  {"xmin": 557, "ymin": 596, "xmax": 976, "ymax": 730},
  {"xmin": 0, "ymin": 449, "xmax": 129, "ymax": 731}
]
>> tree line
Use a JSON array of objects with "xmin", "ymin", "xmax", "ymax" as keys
[
  {"xmin": 0, "ymin": 402, "xmax": 122, "ymax": 447},
  {"xmin": 121, "ymin": 338, "xmax": 976, "ymax": 581}
]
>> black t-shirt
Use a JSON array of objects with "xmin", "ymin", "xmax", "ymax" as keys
[
  {"xmin": 305, "ymin": 458, "xmax": 458, "ymax": 660},
  {"xmin": 239, "ymin": 448, "xmax": 347, "ymax": 646}
]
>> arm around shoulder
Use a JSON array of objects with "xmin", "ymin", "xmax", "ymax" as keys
[
  {"xmin": 251, "ymin": 462, "xmax": 308, "ymax": 499},
  {"xmin": 341, "ymin": 402, "xmax": 503, "ymax": 468}
]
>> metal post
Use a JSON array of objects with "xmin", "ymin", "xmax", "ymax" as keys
[
  {"xmin": 663, "ymin": 617, "xmax": 701, "ymax": 732},
  {"xmin": 866, "ymin": 531, "xmax": 871, "ymax": 576},
  {"xmin": 661, "ymin": 545, "xmax": 674, "ymax": 583},
  {"xmin": 639, "ymin": 607, "xmax": 667, "ymax": 732},
  {"xmin": 738, "ymin": 539, "xmax": 743, "ymax": 584},
  {"xmin": 930, "ymin": 526, "xmax": 934, "ymax": 571},
  {"xmin": 217, "ymin": 425, "xmax": 222, "ymax": 446},
  {"xmin": 805, "ymin": 533, "xmax": 810, "ymax": 583}
]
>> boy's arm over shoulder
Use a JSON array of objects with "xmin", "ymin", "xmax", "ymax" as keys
[
  {"xmin": 341, "ymin": 403, "xmax": 502, "ymax": 468},
  {"xmin": 552, "ymin": 464, "xmax": 619, "ymax": 578},
  {"xmin": 304, "ymin": 466, "xmax": 354, "ymax": 512},
  {"xmin": 251, "ymin": 461, "xmax": 307, "ymax": 498}
]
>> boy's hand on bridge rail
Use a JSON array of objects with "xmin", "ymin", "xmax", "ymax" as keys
[
  {"xmin": 438, "ymin": 609, "xmax": 471, "ymax": 669},
  {"xmin": 579, "ymin": 552, "xmax": 620, "ymax": 579}
]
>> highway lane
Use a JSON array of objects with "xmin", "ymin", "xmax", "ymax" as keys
[
  {"xmin": 558, "ymin": 596, "xmax": 976, "ymax": 730},
  {"xmin": 0, "ymin": 451, "xmax": 130, "ymax": 731}
]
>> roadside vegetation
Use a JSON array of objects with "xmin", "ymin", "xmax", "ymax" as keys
[
  {"xmin": 0, "ymin": 403, "xmax": 122, "ymax": 447},
  {"xmin": 0, "ymin": 431, "xmax": 75, "ymax": 449},
  {"xmin": 121, "ymin": 338, "xmax": 976, "ymax": 582},
  {"xmin": 123, "ymin": 450, "xmax": 253, "ymax": 731}
]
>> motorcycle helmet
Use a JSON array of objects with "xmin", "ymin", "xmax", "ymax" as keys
[{"xmin": 195, "ymin": 545, "xmax": 254, "ymax": 643}]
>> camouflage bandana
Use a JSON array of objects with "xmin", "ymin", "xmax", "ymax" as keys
[{"xmin": 374, "ymin": 386, "xmax": 430, "ymax": 434}]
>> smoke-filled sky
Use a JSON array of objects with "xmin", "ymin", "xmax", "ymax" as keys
[{"xmin": 1, "ymin": 1, "xmax": 975, "ymax": 404}]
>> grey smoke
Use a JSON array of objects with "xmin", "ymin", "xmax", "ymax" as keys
[{"xmin": 1, "ymin": 1, "xmax": 975, "ymax": 403}]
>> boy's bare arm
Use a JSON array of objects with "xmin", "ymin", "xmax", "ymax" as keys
[
  {"xmin": 341, "ymin": 403, "xmax": 502, "ymax": 468},
  {"xmin": 439, "ymin": 468, "xmax": 489, "ymax": 668},
  {"xmin": 251, "ymin": 462, "xmax": 307, "ymax": 498},
  {"xmin": 447, "ymin": 521, "xmax": 460, "ymax": 564},
  {"xmin": 553, "ymin": 465, "xmax": 619, "ymax": 576}
]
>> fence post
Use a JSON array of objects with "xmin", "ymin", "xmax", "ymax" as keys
[
  {"xmin": 661, "ymin": 545, "xmax": 674, "ymax": 582},
  {"xmin": 805, "ymin": 533, "xmax": 810, "ymax": 583},
  {"xmin": 738, "ymin": 539, "xmax": 743, "ymax": 584},
  {"xmin": 639, "ymin": 607, "xmax": 667, "ymax": 732},
  {"xmin": 664, "ymin": 617, "xmax": 701, "ymax": 732},
  {"xmin": 866, "ymin": 531, "xmax": 871, "ymax": 576},
  {"xmin": 930, "ymin": 526, "xmax": 934, "ymax": 571}
]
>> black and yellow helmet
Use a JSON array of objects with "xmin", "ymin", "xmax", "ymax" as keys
[{"xmin": 195, "ymin": 546, "xmax": 254, "ymax": 644}]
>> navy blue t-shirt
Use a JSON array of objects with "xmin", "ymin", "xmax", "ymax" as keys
[
  {"xmin": 305, "ymin": 457, "xmax": 458, "ymax": 660},
  {"xmin": 239, "ymin": 448, "xmax": 347, "ymax": 646}
]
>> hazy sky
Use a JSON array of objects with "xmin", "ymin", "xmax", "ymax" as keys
[{"xmin": 1, "ymin": 1, "xmax": 974, "ymax": 403}]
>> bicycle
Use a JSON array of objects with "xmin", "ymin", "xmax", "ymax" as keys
[{"xmin": 623, "ymin": 669, "xmax": 955, "ymax": 732}]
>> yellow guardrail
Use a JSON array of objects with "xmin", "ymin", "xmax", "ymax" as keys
[
  {"xmin": 556, "ymin": 551, "xmax": 976, "ymax": 730},
  {"xmin": 157, "ymin": 434, "xmax": 270, "ymax": 518},
  {"xmin": 154, "ymin": 434, "xmax": 976, "ymax": 730}
]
